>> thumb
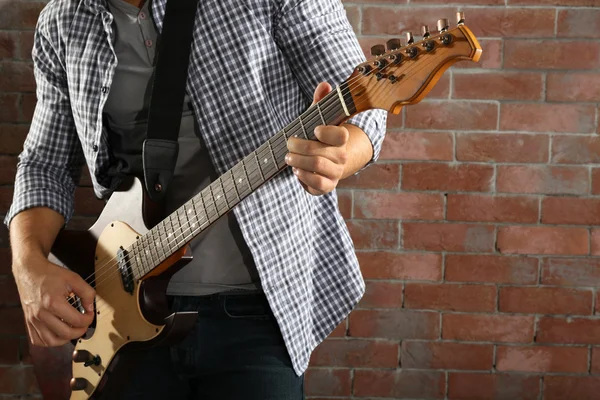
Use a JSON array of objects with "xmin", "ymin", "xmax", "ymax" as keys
[
  {"xmin": 312, "ymin": 82, "xmax": 333, "ymax": 106},
  {"xmin": 66, "ymin": 272, "xmax": 96, "ymax": 313}
]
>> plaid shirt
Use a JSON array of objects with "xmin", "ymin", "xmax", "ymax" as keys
[{"xmin": 6, "ymin": 0, "xmax": 386, "ymax": 375}]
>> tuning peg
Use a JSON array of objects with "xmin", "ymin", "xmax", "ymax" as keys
[
  {"xmin": 456, "ymin": 11, "xmax": 465, "ymax": 25},
  {"xmin": 370, "ymin": 44, "xmax": 385, "ymax": 57},
  {"xmin": 437, "ymin": 18, "xmax": 449, "ymax": 33},
  {"xmin": 421, "ymin": 25, "xmax": 431, "ymax": 39},
  {"xmin": 405, "ymin": 32, "xmax": 414, "ymax": 45},
  {"xmin": 386, "ymin": 38, "xmax": 402, "ymax": 51}
]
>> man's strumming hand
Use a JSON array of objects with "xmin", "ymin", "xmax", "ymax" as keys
[{"xmin": 285, "ymin": 82, "xmax": 373, "ymax": 196}]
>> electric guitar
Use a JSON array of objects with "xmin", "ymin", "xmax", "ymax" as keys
[{"xmin": 29, "ymin": 14, "xmax": 481, "ymax": 400}]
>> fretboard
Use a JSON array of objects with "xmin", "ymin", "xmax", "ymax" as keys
[{"xmin": 127, "ymin": 83, "xmax": 356, "ymax": 279}]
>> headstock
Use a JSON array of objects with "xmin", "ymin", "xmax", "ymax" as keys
[{"xmin": 345, "ymin": 12, "xmax": 482, "ymax": 115}]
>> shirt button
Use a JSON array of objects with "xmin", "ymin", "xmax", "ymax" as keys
[
  {"xmin": 139, "ymin": 11, "xmax": 146, "ymax": 19},
  {"xmin": 145, "ymin": 39, "xmax": 153, "ymax": 47},
  {"xmin": 92, "ymin": 144, "xmax": 99, "ymax": 152},
  {"xmin": 101, "ymin": 86, "xmax": 108, "ymax": 94}
]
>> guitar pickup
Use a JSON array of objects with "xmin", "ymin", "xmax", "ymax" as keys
[{"xmin": 117, "ymin": 246, "xmax": 134, "ymax": 294}]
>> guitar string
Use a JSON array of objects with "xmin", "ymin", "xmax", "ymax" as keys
[
  {"xmin": 71, "ymin": 34, "xmax": 456, "ymax": 295},
  {"xmin": 73, "ymin": 45, "xmax": 451, "ymax": 322},
  {"xmin": 68, "ymin": 44, "xmax": 452, "ymax": 321}
]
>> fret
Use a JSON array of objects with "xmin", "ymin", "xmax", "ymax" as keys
[
  {"xmin": 256, "ymin": 142, "xmax": 278, "ymax": 178},
  {"xmin": 193, "ymin": 195, "xmax": 208, "ymax": 227},
  {"xmin": 242, "ymin": 155, "xmax": 262, "ymax": 191},
  {"xmin": 316, "ymin": 102, "xmax": 326, "ymax": 126},
  {"xmin": 197, "ymin": 194, "xmax": 212, "ymax": 227},
  {"xmin": 231, "ymin": 163, "xmax": 252, "ymax": 199},
  {"xmin": 211, "ymin": 181, "xmax": 227, "ymax": 216},
  {"xmin": 201, "ymin": 187, "xmax": 218, "ymax": 223},
  {"xmin": 150, "ymin": 228, "xmax": 163, "ymax": 264},
  {"xmin": 154, "ymin": 224, "xmax": 166, "ymax": 262},
  {"xmin": 297, "ymin": 115, "xmax": 308, "ymax": 140},
  {"xmin": 267, "ymin": 138, "xmax": 286, "ymax": 170},
  {"xmin": 217, "ymin": 177, "xmax": 230, "ymax": 209},
  {"xmin": 223, "ymin": 170, "xmax": 240, "ymax": 206}
]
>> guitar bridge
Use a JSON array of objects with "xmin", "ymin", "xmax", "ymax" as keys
[{"xmin": 117, "ymin": 246, "xmax": 134, "ymax": 294}]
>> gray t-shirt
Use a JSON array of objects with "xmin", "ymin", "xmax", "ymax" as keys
[{"xmin": 103, "ymin": 0, "xmax": 260, "ymax": 295}]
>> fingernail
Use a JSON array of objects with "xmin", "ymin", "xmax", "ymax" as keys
[
  {"xmin": 285, "ymin": 154, "xmax": 291, "ymax": 163},
  {"xmin": 292, "ymin": 167, "xmax": 299, "ymax": 175},
  {"xmin": 87, "ymin": 304, "xmax": 94, "ymax": 312}
]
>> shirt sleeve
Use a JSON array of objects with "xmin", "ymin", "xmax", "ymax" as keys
[
  {"xmin": 4, "ymin": 19, "xmax": 85, "ymax": 229},
  {"xmin": 273, "ymin": 0, "xmax": 387, "ymax": 167}
]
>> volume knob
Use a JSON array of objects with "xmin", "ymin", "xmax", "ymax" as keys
[
  {"xmin": 70, "ymin": 377, "xmax": 89, "ymax": 391},
  {"xmin": 72, "ymin": 349, "xmax": 91, "ymax": 363}
]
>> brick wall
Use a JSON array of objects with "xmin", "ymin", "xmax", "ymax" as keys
[{"xmin": 1, "ymin": 0, "xmax": 599, "ymax": 399}]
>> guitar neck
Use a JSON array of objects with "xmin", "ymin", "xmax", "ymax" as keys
[{"xmin": 127, "ymin": 83, "xmax": 357, "ymax": 279}]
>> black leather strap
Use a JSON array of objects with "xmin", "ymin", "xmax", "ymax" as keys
[{"xmin": 143, "ymin": 0, "xmax": 198, "ymax": 201}]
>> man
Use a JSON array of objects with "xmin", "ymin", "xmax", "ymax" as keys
[{"xmin": 6, "ymin": 0, "xmax": 386, "ymax": 398}]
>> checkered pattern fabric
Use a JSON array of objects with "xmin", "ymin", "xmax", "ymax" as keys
[{"xmin": 5, "ymin": 0, "xmax": 387, "ymax": 375}]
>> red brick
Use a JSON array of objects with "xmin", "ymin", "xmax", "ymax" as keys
[
  {"xmin": 497, "ymin": 226, "xmax": 588, "ymax": 256},
  {"xmin": 359, "ymin": 281, "xmax": 403, "ymax": 308},
  {"xmin": 0, "ymin": 308, "xmax": 26, "ymax": 335},
  {"xmin": 500, "ymin": 103, "xmax": 596, "ymax": 133},
  {"xmin": 508, "ymin": 0, "xmax": 600, "ymax": 4},
  {"xmin": 346, "ymin": 220, "xmax": 398, "ymax": 250},
  {"xmin": 0, "ymin": 248, "xmax": 12, "ymax": 274},
  {"xmin": 354, "ymin": 192, "xmax": 443, "ymax": 220},
  {"xmin": 456, "ymin": 133, "xmax": 548, "ymax": 163},
  {"xmin": 401, "ymin": 341, "xmax": 493, "ymax": 370},
  {"xmin": 497, "ymin": 345, "xmax": 588, "ymax": 373},
  {"xmin": 446, "ymin": 254, "xmax": 538, "ymax": 285},
  {"xmin": 338, "ymin": 163, "xmax": 399, "ymax": 189},
  {"xmin": 405, "ymin": 283, "xmax": 496, "ymax": 312},
  {"xmin": 379, "ymin": 131, "xmax": 453, "ymax": 161},
  {"xmin": 19, "ymin": 31, "xmax": 34, "ymax": 61},
  {"xmin": 354, "ymin": 369, "xmax": 445, "ymax": 399},
  {"xmin": 0, "ymin": 94, "xmax": 19, "ymax": 123},
  {"xmin": 349, "ymin": 309, "xmax": 440, "ymax": 340},
  {"xmin": 0, "ymin": 124, "xmax": 28, "ymax": 154},
  {"xmin": 592, "ymin": 347, "xmax": 600, "ymax": 373},
  {"xmin": 552, "ymin": 135, "xmax": 600, "ymax": 164},
  {"xmin": 336, "ymin": 190, "xmax": 351, "ymax": 219},
  {"xmin": 406, "ymin": 100, "xmax": 498, "ymax": 131},
  {"xmin": 74, "ymin": 187, "xmax": 104, "ymax": 216},
  {"xmin": 557, "ymin": 9, "xmax": 600, "ymax": 39},
  {"xmin": 448, "ymin": 373, "xmax": 540, "ymax": 400},
  {"xmin": 453, "ymin": 71, "xmax": 542, "ymax": 101},
  {"xmin": 543, "ymin": 197, "xmax": 600, "ymax": 225},
  {"xmin": 304, "ymin": 368, "xmax": 351, "ymax": 397},
  {"xmin": 542, "ymin": 258, "xmax": 600, "ymax": 287},
  {"xmin": 344, "ymin": 5, "xmax": 359, "ymax": 35},
  {"xmin": 593, "ymin": 169, "xmax": 600, "ymax": 195},
  {"xmin": 362, "ymin": 6, "xmax": 457, "ymax": 36},
  {"xmin": 447, "ymin": 194, "xmax": 538, "ymax": 223},
  {"xmin": 497, "ymin": 166, "xmax": 589, "ymax": 195},
  {"xmin": 0, "ymin": 366, "xmax": 38, "ymax": 394},
  {"xmin": 505, "ymin": 40, "xmax": 600, "ymax": 70},
  {"xmin": 455, "ymin": 39, "xmax": 502, "ymax": 69},
  {"xmin": 0, "ymin": 337, "xmax": 19, "ymax": 365},
  {"xmin": 499, "ymin": 286, "xmax": 593, "ymax": 315},
  {"xmin": 0, "ymin": 156, "xmax": 17, "ymax": 185},
  {"xmin": 547, "ymin": 73, "xmax": 600, "ymax": 102},
  {"xmin": 443, "ymin": 314, "xmax": 534, "ymax": 343},
  {"xmin": 593, "ymin": 229, "xmax": 600, "ymax": 255},
  {"xmin": 328, "ymin": 320, "xmax": 346, "ymax": 338},
  {"xmin": 545, "ymin": 376, "xmax": 600, "ymax": 400},
  {"xmin": 403, "ymin": 223, "xmax": 495, "ymax": 252},
  {"xmin": 310, "ymin": 339, "xmax": 398, "ymax": 368},
  {"xmin": 402, "ymin": 163, "xmax": 493, "ymax": 192},
  {"xmin": 412, "ymin": 0, "xmax": 502, "ymax": 3},
  {"xmin": 358, "ymin": 251, "xmax": 442, "ymax": 281},
  {"xmin": 0, "ymin": 275, "xmax": 20, "ymax": 307},
  {"xmin": 0, "ymin": 62, "xmax": 34, "ymax": 92},
  {"xmin": 465, "ymin": 7, "xmax": 555, "ymax": 38},
  {"xmin": 0, "ymin": 2, "xmax": 46, "ymax": 29},
  {"xmin": 538, "ymin": 317, "xmax": 600, "ymax": 344},
  {"xmin": 21, "ymin": 93, "xmax": 36, "ymax": 122},
  {"xmin": 0, "ymin": 32, "xmax": 17, "ymax": 59}
]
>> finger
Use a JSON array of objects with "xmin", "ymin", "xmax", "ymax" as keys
[
  {"xmin": 39, "ymin": 309, "xmax": 86, "ymax": 341},
  {"xmin": 285, "ymin": 154, "xmax": 342, "ymax": 180},
  {"xmin": 31, "ymin": 317, "xmax": 63, "ymax": 347},
  {"xmin": 27, "ymin": 321, "xmax": 45, "ymax": 346},
  {"xmin": 312, "ymin": 82, "xmax": 333, "ymax": 105},
  {"xmin": 293, "ymin": 167, "xmax": 334, "ymax": 195},
  {"xmin": 314, "ymin": 125, "xmax": 349, "ymax": 147},
  {"xmin": 286, "ymin": 137, "xmax": 347, "ymax": 164},
  {"xmin": 53, "ymin": 297, "xmax": 93, "ymax": 329},
  {"xmin": 65, "ymin": 272, "xmax": 96, "ymax": 314}
]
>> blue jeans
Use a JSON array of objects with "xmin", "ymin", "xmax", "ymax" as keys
[{"xmin": 116, "ymin": 291, "xmax": 305, "ymax": 399}]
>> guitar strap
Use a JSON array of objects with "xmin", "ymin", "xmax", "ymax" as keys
[{"xmin": 142, "ymin": 0, "xmax": 199, "ymax": 202}]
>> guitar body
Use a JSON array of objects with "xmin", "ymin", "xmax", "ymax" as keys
[{"xmin": 30, "ymin": 178, "xmax": 198, "ymax": 400}]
